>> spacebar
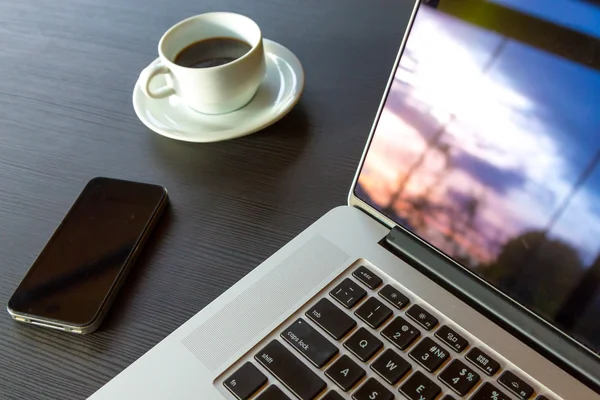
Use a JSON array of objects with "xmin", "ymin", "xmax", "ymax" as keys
[{"xmin": 255, "ymin": 340, "xmax": 326, "ymax": 400}]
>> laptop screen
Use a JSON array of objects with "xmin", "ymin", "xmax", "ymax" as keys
[{"xmin": 355, "ymin": 0, "xmax": 600, "ymax": 356}]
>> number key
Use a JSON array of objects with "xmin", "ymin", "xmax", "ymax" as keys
[
  {"xmin": 355, "ymin": 297, "xmax": 392, "ymax": 329},
  {"xmin": 381, "ymin": 316, "xmax": 420, "ymax": 350},
  {"xmin": 471, "ymin": 383, "xmax": 511, "ymax": 400},
  {"xmin": 330, "ymin": 278, "xmax": 366, "ymax": 309},
  {"xmin": 438, "ymin": 359, "xmax": 480, "ymax": 396},
  {"xmin": 409, "ymin": 337, "xmax": 449, "ymax": 373}
]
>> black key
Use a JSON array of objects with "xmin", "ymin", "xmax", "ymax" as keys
[
  {"xmin": 255, "ymin": 340, "xmax": 326, "ymax": 400},
  {"xmin": 379, "ymin": 284, "xmax": 410, "ymax": 309},
  {"xmin": 325, "ymin": 355, "xmax": 366, "ymax": 392},
  {"xmin": 256, "ymin": 386, "xmax": 291, "ymax": 400},
  {"xmin": 406, "ymin": 304, "xmax": 438, "ymax": 331},
  {"xmin": 399, "ymin": 371, "xmax": 441, "ymax": 400},
  {"xmin": 224, "ymin": 362, "xmax": 267, "ymax": 400},
  {"xmin": 370, "ymin": 348, "xmax": 411, "ymax": 385},
  {"xmin": 438, "ymin": 359, "xmax": 480, "ymax": 396},
  {"xmin": 435, "ymin": 325, "xmax": 469, "ymax": 353},
  {"xmin": 352, "ymin": 266, "xmax": 382, "ymax": 289},
  {"xmin": 355, "ymin": 297, "xmax": 392, "ymax": 329},
  {"xmin": 442, "ymin": 395, "xmax": 456, "ymax": 400},
  {"xmin": 321, "ymin": 391, "xmax": 344, "ymax": 400},
  {"xmin": 381, "ymin": 316, "xmax": 420, "ymax": 350},
  {"xmin": 536, "ymin": 396, "xmax": 551, "ymax": 400},
  {"xmin": 409, "ymin": 337, "xmax": 450, "ymax": 373},
  {"xmin": 498, "ymin": 370, "xmax": 534, "ymax": 399},
  {"xmin": 281, "ymin": 318, "xmax": 338, "ymax": 367},
  {"xmin": 471, "ymin": 383, "xmax": 511, "ymax": 400},
  {"xmin": 330, "ymin": 278, "xmax": 367, "ymax": 309},
  {"xmin": 344, "ymin": 327, "xmax": 383, "ymax": 362},
  {"xmin": 306, "ymin": 298, "xmax": 356, "ymax": 340},
  {"xmin": 352, "ymin": 378, "xmax": 393, "ymax": 400},
  {"xmin": 466, "ymin": 347, "xmax": 501, "ymax": 376}
]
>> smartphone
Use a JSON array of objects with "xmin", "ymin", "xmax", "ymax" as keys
[{"xmin": 7, "ymin": 177, "xmax": 168, "ymax": 334}]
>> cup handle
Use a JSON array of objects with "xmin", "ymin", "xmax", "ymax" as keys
[{"xmin": 139, "ymin": 61, "xmax": 176, "ymax": 99}]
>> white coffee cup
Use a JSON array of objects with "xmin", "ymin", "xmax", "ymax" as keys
[{"xmin": 139, "ymin": 13, "xmax": 266, "ymax": 115}]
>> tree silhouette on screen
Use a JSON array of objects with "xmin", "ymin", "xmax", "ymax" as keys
[{"xmin": 480, "ymin": 230, "xmax": 584, "ymax": 318}]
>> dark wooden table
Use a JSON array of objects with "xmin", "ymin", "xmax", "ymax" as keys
[{"xmin": 0, "ymin": 0, "xmax": 415, "ymax": 398}]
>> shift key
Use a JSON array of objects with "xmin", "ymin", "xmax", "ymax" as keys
[{"xmin": 256, "ymin": 340, "xmax": 326, "ymax": 400}]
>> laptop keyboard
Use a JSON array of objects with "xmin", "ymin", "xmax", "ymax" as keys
[{"xmin": 218, "ymin": 262, "xmax": 556, "ymax": 400}]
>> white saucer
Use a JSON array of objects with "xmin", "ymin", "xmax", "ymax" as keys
[{"xmin": 132, "ymin": 39, "xmax": 304, "ymax": 143}]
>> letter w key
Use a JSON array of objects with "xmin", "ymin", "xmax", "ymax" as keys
[{"xmin": 371, "ymin": 349, "xmax": 411, "ymax": 385}]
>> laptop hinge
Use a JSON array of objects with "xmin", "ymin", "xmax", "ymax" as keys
[
  {"xmin": 383, "ymin": 226, "xmax": 409, "ymax": 252},
  {"xmin": 381, "ymin": 226, "xmax": 432, "ymax": 266}
]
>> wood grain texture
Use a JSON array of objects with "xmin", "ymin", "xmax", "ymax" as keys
[{"xmin": 0, "ymin": 0, "xmax": 416, "ymax": 398}]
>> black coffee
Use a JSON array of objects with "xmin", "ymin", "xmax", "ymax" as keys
[{"xmin": 174, "ymin": 37, "xmax": 252, "ymax": 68}]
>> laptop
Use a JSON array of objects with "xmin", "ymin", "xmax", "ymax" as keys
[{"xmin": 90, "ymin": 1, "xmax": 600, "ymax": 399}]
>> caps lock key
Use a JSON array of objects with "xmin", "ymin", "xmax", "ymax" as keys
[{"xmin": 281, "ymin": 318, "xmax": 338, "ymax": 368}]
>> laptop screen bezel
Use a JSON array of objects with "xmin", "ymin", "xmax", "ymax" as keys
[{"xmin": 346, "ymin": 0, "xmax": 600, "ymax": 380}]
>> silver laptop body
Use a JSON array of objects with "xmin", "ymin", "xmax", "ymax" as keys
[{"xmin": 91, "ymin": 1, "xmax": 600, "ymax": 399}]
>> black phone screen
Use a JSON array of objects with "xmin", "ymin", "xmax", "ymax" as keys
[{"xmin": 8, "ymin": 177, "xmax": 167, "ymax": 326}]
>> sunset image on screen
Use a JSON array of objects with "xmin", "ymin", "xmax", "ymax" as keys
[{"xmin": 356, "ymin": 1, "xmax": 600, "ymax": 354}]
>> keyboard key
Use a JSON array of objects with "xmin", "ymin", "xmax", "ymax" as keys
[
  {"xmin": 223, "ymin": 362, "xmax": 267, "ymax": 400},
  {"xmin": 352, "ymin": 266, "xmax": 382, "ymax": 289},
  {"xmin": 498, "ymin": 371, "xmax": 534, "ymax": 399},
  {"xmin": 321, "ymin": 391, "xmax": 344, "ymax": 400},
  {"xmin": 344, "ymin": 327, "xmax": 383, "ymax": 362},
  {"xmin": 381, "ymin": 316, "xmax": 420, "ymax": 350},
  {"xmin": 355, "ymin": 297, "xmax": 392, "ymax": 329},
  {"xmin": 442, "ymin": 395, "xmax": 456, "ymax": 400},
  {"xmin": 379, "ymin": 284, "xmax": 410, "ymax": 309},
  {"xmin": 281, "ymin": 318, "xmax": 338, "ymax": 367},
  {"xmin": 330, "ymin": 278, "xmax": 366, "ymax": 309},
  {"xmin": 438, "ymin": 359, "xmax": 480, "ymax": 396},
  {"xmin": 370, "ymin": 348, "xmax": 411, "ymax": 385},
  {"xmin": 406, "ymin": 304, "xmax": 438, "ymax": 330},
  {"xmin": 352, "ymin": 378, "xmax": 393, "ymax": 400},
  {"xmin": 536, "ymin": 396, "xmax": 551, "ymax": 400},
  {"xmin": 325, "ymin": 355, "xmax": 366, "ymax": 392},
  {"xmin": 435, "ymin": 325, "xmax": 469, "ymax": 353},
  {"xmin": 471, "ymin": 383, "xmax": 511, "ymax": 400},
  {"xmin": 409, "ymin": 337, "xmax": 449, "ymax": 372},
  {"xmin": 466, "ymin": 347, "xmax": 501, "ymax": 376},
  {"xmin": 255, "ymin": 340, "xmax": 326, "ymax": 400},
  {"xmin": 399, "ymin": 371, "xmax": 441, "ymax": 400},
  {"xmin": 306, "ymin": 298, "xmax": 356, "ymax": 340},
  {"xmin": 256, "ymin": 386, "xmax": 291, "ymax": 400}
]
